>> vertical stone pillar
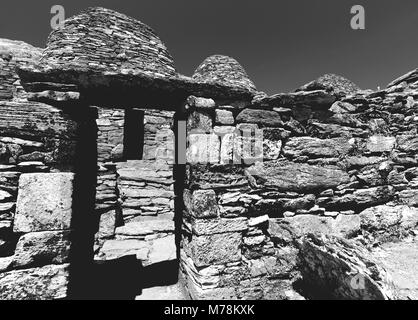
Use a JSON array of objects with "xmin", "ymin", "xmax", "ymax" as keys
[
  {"xmin": 0, "ymin": 101, "xmax": 98, "ymax": 300},
  {"xmin": 179, "ymin": 96, "xmax": 250, "ymax": 299}
]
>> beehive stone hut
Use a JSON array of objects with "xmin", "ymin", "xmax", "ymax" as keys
[
  {"xmin": 297, "ymin": 73, "xmax": 361, "ymax": 97},
  {"xmin": 0, "ymin": 39, "xmax": 41, "ymax": 100},
  {"xmin": 41, "ymin": 7, "xmax": 176, "ymax": 77},
  {"xmin": 193, "ymin": 55, "xmax": 257, "ymax": 92},
  {"xmin": 1, "ymin": 6, "xmax": 418, "ymax": 301}
]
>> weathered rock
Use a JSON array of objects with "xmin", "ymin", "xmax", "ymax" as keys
[
  {"xmin": 397, "ymin": 135, "xmax": 418, "ymax": 153},
  {"xmin": 116, "ymin": 160, "xmax": 174, "ymax": 185},
  {"xmin": 187, "ymin": 110, "xmax": 213, "ymax": 133},
  {"xmin": 246, "ymin": 160, "xmax": 350, "ymax": 192},
  {"xmin": 298, "ymin": 74, "xmax": 361, "ymax": 96},
  {"xmin": 186, "ymin": 164, "xmax": 247, "ymax": 190},
  {"xmin": 331, "ymin": 214, "xmax": 361, "ymax": 238},
  {"xmin": 0, "ymin": 264, "xmax": 69, "ymax": 300},
  {"xmin": 345, "ymin": 156, "xmax": 385, "ymax": 169},
  {"xmin": 14, "ymin": 173, "xmax": 74, "ymax": 233},
  {"xmin": 215, "ymin": 109, "xmax": 234, "ymax": 125},
  {"xmin": 308, "ymin": 122, "xmax": 368, "ymax": 138},
  {"xmin": 0, "ymin": 190, "xmax": 12, "ymax": 202},
  {"xmin": 187, "ymin": 96, "xmax": 216, "ymax": 109},
  {"xmin": 356, "ymin": 167, "xmax": 385, "ymax": 186},
  {"xmin": 263, "ymin": 139, "xmax": 282, "ymax": 161},
  {"xmin": 372, "ymin": 241, "xmax": 418, "ymax": 300},
  {"xmin": 186, "ymin": 232, "xmax": 242, "ymax": 267},
  {"xmin": 323, "ymin": 186, "xmax": 395, "ymax": 211},
  {"xmin": 236, "ymin": 109, "xmax": 283, "ymax": 127},
  {"xmin": 191, "ymin": 217, "xmax": 248, "ymax": 235},
  {"xmin": 366, "ymin": 136, "xmax": 396, "ymax": 153},
  {"xmin": 192, "ymin": 55, "xmax": 256, "ymax": 92},
  {"xmin": 0, "ymin": 101, "xmax": 78, "ymax": 143},
  {"xmin": 329, "ymin": 101, "xmax": 357, "ymax": 113},
  {"xmin": 189, "ymin": 189, "xmax": 219, "ymax": 219},
  {"xmin": 280, "ymin": 215, "xmax": 333, "ymax": 238},
  {"xmin": 0, "ymin": 38, "xmax": 42, "ymax": 100},
  {"xmin": 283, "ymin": 137, "xmax": 352, "ymax": 158},
  {"xmin": 298, "ymin": 235, "xmax": 398, "ymax": 300},
  {"xmin": 255, "ymin": 90, "xmax": 336, "ymax": 109},
  {"xmin": 359, "ymin": 205, "xmax": 418, "ymax": 238},
  {"xmin": 97, "ymin": 210, "xmax": 116, "ymax": 239},
  {"xmin": 398, "ymin": 189, "xmax": 418, "ymax": 206},
  {"xmin": 12, "ymin": 231, "xmax": 71, "ymax": 268}
]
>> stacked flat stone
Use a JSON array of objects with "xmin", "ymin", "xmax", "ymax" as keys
[
  {"xmin": 142, "ymin": 109, "xmax": 175, "ymax": 161},
  {"xmin": 297, "ymin": 73, "xmax": 361, "ymax": 96},
  {"xmin": 94, "ymin": 106, "xmax": 176, "ymax": 268},
  {"xmin": 17, "ymin": 9, "xmax": 257, "ymax": 106},
  {"xmin": 96, "ymin": 108, "xmax": 125, "ymax": 163},
  {"xmin": 41, "ymin": 7, "xmax": 176, "ymax": 77},
  {"xmin": 0, "ymin": 40, "xmax": 92, "ymax": 300},
  {"xmin": 181, "ymin": 72, "xmax": 418, "ymax": 299},
  {"xmin": 193, "ymin": 55, "xmax": 257, "ymax": 92},
  {"xmin": 0, "ymin": 39, "xmax": 41, "ymax": 100}
]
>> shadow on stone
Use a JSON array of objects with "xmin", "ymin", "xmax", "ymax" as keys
[{"xmin": 86, "ymin": 257, "xmax": 178, "ymax": 300}]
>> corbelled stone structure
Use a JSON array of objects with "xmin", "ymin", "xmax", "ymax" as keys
[
  {"xmin": 297, "ymin": 73, "xmax": 361, "ymax": 96},
  {"xmin": 42, "ymin": 7, "xmax": 176, "ymax": 77},
  {"xmin": 1, "ymin": 7, "xmax": 418, "ymax": 300},
  {"xmin": 0, "ymin": 39, "xmax": 41, "ymax": 100},
  {"xmin": 193, "ymin": 55, "xmax": 257, "ymax": 92}
]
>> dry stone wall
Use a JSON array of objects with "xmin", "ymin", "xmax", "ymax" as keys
[
  {"xmin": 94, "ymin": 107, "xmax": 176, "ymax": 267},
  {"xmin": 180, "ymin": 77, "xmax": 418, "ymax": 299},
  {"xmin": 2, "ymin": 6, "xmax": 418, "ymax": 300},
  {"xmin": 0, "ymin": 40, "xmax": 89, "ymax": 300}
]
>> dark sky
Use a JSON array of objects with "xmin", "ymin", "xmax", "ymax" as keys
[{"xmin": 1, "ymin": 0, "xmax": 418, "ymax": 94}]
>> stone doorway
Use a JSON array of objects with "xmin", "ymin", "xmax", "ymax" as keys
[{"xmin": 90, "ymin": 107, "xmax": 185, "ymax": 299}]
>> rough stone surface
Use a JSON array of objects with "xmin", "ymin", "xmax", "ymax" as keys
[
  {"xmin": 191, "ymin": 217, "xmax": 248, "ymax": 235},
  {"xmin": 297, "ymin": 73, "xmax": 361, "ymax": 96},
  {"xmin": 215, "ymin": 109, "xmax": 234, "ymax": 125},
  {"xmin": 283, "ymin": 137, "xmax": 351, "ymax": 158},
  {"xmin": 14, "ymin": 173, "xmax": 74, "ymax": 233},
  {"xmin": 298, "ymin": 235, "xmax": 398, "ymax": 300},
  {"xmin": 42, "ymin": 7, "xmax": 176, "ymax": 77},
  {"xmin": 0, "ymin": 38, "xmax": 41, "ymax": 100},
  {"xmin": 192, "ymin": 55, "xmax": 256, "ymax": 92},
  {"xmin": 4, "ymin": 9, "xmax": 418, "ymax": 301},
  {"xmin": 372, "ymin": 241, "xmax": 418, "ymax": 300},
  {"xmin": 246, "ymin": 160, "xmax": 350, "ymax": 192},
  {"xmin": 236, "ymin": 109, "xmax": 283, "ymax": 127},
  {"xmin": 0, "ymin": 264, "xmax": 69, "ymax": 300},
  {"xmin": 189, "ymin": 189, "xmax": 219, "ymax": 219},
  {"xmin": 366, "ymin": 136, "xmax": 396, "ymax": 153},
  {"xmin": 12, "ymin": 231, "xmax": 71, "ymax": 268},
  {"xmin": 187, "ymin": 232, "xmax": 242, "ymax": 267}
]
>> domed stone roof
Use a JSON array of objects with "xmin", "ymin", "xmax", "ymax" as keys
[
  {"xmin": 192, "ymin": 55, "xmax": 256, "ymax": 91},
  {"xmin": 41, "ymin": 7, "xmax": 176, "ymax": 77},
  {"xmin": 0, "ymin": 39, "xmax": 41, "ymax": 99},
  {"xmin": 298, "ymin": 73, "xmax": 360, "ymax": 96}
]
